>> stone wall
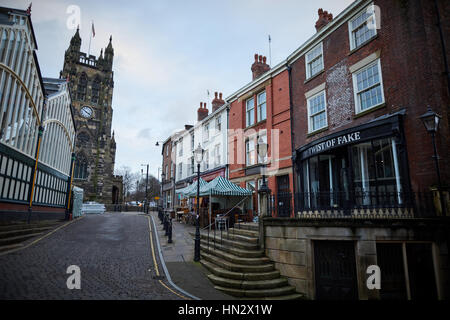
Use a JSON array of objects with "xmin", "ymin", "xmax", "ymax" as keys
[{"xmin": 263, "ymin": 218, "xmax": 449, "ymax": 299}]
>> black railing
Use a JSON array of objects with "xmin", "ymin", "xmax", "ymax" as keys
[{"xmin": 266, "ymin": 191, "xmax": 442, "ymax": 218}]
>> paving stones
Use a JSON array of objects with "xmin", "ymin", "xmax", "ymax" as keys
[{"xmin": 0, "ymin": 212, "xmax": 181, "ymax": 300}]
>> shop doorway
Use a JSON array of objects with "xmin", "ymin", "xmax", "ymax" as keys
[
  {"xmin": 276, "ymin": 175, "xmax": 291, "ymax": 217},
  {"xmin": 314, "ymin": 240, "xmax": 358, "ymax": 300}
]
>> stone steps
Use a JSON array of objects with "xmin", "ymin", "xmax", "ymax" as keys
[
  {"xmin": 207, "ymin": 274, "xmax": 289, "ymax": 290},
  {"xmin": 0, "ymin": 226, "xmax": 54, "ymax": 239},
  {"xmin": 0, "ymin": 221, "xmax": 61, "ymax": 232},
  {"xmin": 201, "ymin": 252, "xmax": 275, "ymax": 273},
  {"xmin": 200, "ymin": 239, "xmax": 265, "ymax": 258},
  {"xmin": 0, "ymin": 232, "xmax": 44, "ymax": 246},
  {"xmin": 200, "ymin": 244, "xmax": 270, "ymax": 265},
  {"xmin": 198, "ymin": 233, "xmax": 259, "ymax": 250},
  {"xmin": 213, "ymin": 284, "xmax": 297, "ymax": 298},
  {"xmin": 200, "ymin": 259, "xmax": 281, "ymax": 281},
  {"xmin": 0, "ymin": 243, "xmax": 23, "ymax": 252},
  {"xmin": 198, "ymin": 222, "xmax": 303, "ymax": 300}
]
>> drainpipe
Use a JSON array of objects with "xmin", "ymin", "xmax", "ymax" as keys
[
  {"xmin": 286, "ymin": 63, "xmax": 296, "ymax": 215},
  {"xmin": 434, "ymin": 0, "xmax": 450, "ymax": 97}
]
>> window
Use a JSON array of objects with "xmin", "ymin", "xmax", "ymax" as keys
[
  {"xmin": 178, "ymin": 163, "xmax": 182, "ymax": 179},
  {"xmin": 307, "ymin": 91, "xmax": 327, "ymax": 133},
  {"xmin": 349, "ymin": 5, "xmax": 377, "ymax": 50},
  {"xmin": 178, "ymin": 138, "xmax": 183, "ymax": 156},
  {"xmin": 165, "ymin": 165, "xmax": 168, "ymax": 180},
  {"xmin": 305, "ymin": 43, "xmax": 324, "ymax": 79},
  {"xmin": 246, "ymin": 139, "xmax": 255, "ymax": 166},
  {"xmin": 171, "ymin": 163, "xmax": 174, "ymax": 178},
  {"xmin": 203, "ymin": 123, "xmax": 209, "ymax": 142},
  {"xmin": 257, "ymin": 91, "xmax": 266, "ymax": 122},
  {"xmin": 166, "ymin": 145, "xmax": 169, "ymax": 156},
  {"xmin": 246, "ymin": 97, "xmax": 255, "ymax": 127},
  {"xmin": 91, "ymin": 76, "xmax": 100, "ymax": 103},
  {"xmin": 352, "ymin": 59, "xmax": 384, "ymax": 113},
  {"xmin": 77, "ymin": 73, "xmax": 87, "ymax": 101},
  {"xmin": 214, "ymin": 144, "xmax": 221, "ymax": 166},
  {"xmin": 215, "ymin": 116, "xmax": 221, "ymax": 133},
  {"xmin": 190, "ymin": 157, "xmax": 195, "ymax": 175},
  {"xmin": 205, "ymin": 150, "xmax": 209, "ymax": 170},
  {"xmin": 74, "ymin": 153, "xmax": 88, "ymax": 180},
  {"xmin": 191, "ymin": 134, "xmax": 195, "ymax": 150}
]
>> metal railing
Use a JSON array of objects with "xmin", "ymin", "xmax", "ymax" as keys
[{"xmin": 283, "ymin": 191, "xmax": 441, "ymax": 219}]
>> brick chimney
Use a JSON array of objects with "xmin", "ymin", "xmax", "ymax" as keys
[
  {"xmin": 315, "ymin": 8, "xmax": 333, "ymax": 32},
  {"xmin": 211, "ymin": 92, "xmax": 225, "ymax": 113},
  {"xmin": 197, "ymin": 102, "xmax": 209, "ymax": 121},
  {"xmin": 251, "ymin": 54, "xmax": 270, "ymax": 80}
]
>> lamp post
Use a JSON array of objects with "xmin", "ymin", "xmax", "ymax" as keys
[
  {"xmin": 420, "ymin": 107, "xmax": 446, "ymax": 216},
  {"xmin": 257, "ymin": 137, "xmax": 269, "ymax": 194},
  {"xmin": 141, "ymin": 164, "xmax": 149, "ymax": 213},
  {"xmin": 193, "ymin": 143, "xmax": 204, "ymax": 262}
]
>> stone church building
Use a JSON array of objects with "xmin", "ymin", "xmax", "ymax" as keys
[{"xmin": 60, "ymin": 28, "xmax": 123, "ymax": 204}]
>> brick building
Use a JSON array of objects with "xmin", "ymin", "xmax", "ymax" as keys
[
  {"xmin": 260, "ymin": 0, "xmax": 450, "ymax": 300},
  {"xmin": 227, "ymin": 54, "xmax": 294, "ymax": 217}
]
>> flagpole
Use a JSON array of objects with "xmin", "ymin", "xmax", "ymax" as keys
[{"xmin": 88, "ymin": 21, "xmax": 93, "ymax": 56}]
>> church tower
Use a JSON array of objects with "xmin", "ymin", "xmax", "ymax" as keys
[{"xmin": 60, "ymin": 28, "xmax": 122, "ymax": 204}]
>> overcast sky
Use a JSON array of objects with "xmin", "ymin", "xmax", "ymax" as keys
[{"xmin": 3, "ymin": 0, "xmax": 353, "ymax": 179}]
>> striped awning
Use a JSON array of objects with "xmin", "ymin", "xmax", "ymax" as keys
[
  {"xmin": 176, "ymin": 178, "xmax": 207, "ymax": 196},
  {"xmin": 188, "ymin": 176, "xmax": 253, "ymax": 197}
]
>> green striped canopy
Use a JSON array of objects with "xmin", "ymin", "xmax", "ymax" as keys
[
  {"xmin": 176, "ymin": 178, "xmax": 207, "ymax": 196},
  {"xmin": 187, "ymin": 176, "xmax": 253, "ymax": 197}
]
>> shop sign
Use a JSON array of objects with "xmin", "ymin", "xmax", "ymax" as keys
[{"xmin": 302, "ymin": 131, "xmax": 361, "ymax": 159}]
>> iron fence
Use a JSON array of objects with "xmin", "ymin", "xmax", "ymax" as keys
[{"xmin": 267, "ymin": 191, "xmax": 442, "ymax": 218}]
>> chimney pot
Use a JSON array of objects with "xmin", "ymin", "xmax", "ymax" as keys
[{"xmin": 219, "ymin": 92, "xmax": 222, "ymax": 99}]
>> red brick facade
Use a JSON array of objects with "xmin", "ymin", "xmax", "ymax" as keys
[{"xmin": 290, "ymin": 0, "xmax": 449, "ymax": 194}]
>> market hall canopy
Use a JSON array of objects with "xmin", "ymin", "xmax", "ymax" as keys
[
  {"xmin": 188, "ymin": 176, "xmax": 253, "ymax": 197},
  {"xmin": 176, "ymin": 178, "xmax": 207, "ymax": 196}
]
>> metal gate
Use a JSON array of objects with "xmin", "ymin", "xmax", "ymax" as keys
[
  {"xmin": 376, "ymin": 243, "xmax": 407, "ymax": 300},
  {"xmin": 314, "ymin": 241, "xmax": 358, "ymax": 300}
]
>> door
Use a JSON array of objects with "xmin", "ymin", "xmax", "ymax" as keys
[
  {"xmin": 376, "ymin": 243, "xmax": 407, "ymax": 300},
  {"xmin": 406, "ymin": 243, "xmax": 437, "ymax": 300},
  {"xmin": 276, "ymin": 175, "xmax": 291, "ymax": 217},
  {"xmin": 314, "ymin": 241, "xmax": 358, "ymax": 300}
]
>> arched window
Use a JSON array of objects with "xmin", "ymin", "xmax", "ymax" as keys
[
  {"xmin": 91, "ymin": 76, "xmax": 100, "ymax": 103},
  {"xmin": 74, "ymin": 153, "xmax": 88, "ymax": 180},
  {"xmin": 77, "ymin": 73, "xmax": 87, "ymax": 101}
]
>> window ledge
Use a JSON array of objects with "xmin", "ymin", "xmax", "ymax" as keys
[
  {"xmin": 304, "ymin": 69, "xmax": 325, "ymax": 85},
  {"xmin": 245, "ymin": 119, "xmax": 267, "ymax": 131},
  {"xmin": 353, "ymin": 102, "xmax": 386, "ymax": 119},
  {"xmin": 348, "ymin": 34, "xmax": 378, "ymax": 56},
  {"xmin": 307, "ymin": 126, "xmax": 329, "ymax": 138}
]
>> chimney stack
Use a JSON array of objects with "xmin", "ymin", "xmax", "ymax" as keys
[
  {"xmin": 251, "ymin": 54, "xmax": 270, "ymax": 80},
  {"xmin": 315, "ymin": 8, "xmax": 333, "ymax": 32},
  {"xmin": 197, "ymin": 102, "xmax": 209, "ymax": 121},
  {"xmin": 211, "ymin": 91, "xmax": 225, "ymax": 113}
]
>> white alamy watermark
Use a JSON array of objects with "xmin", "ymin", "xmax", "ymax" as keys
[
  {"xmin": 366, "ymin": 265, "xmax": 381, "ymax": 290},
  {"xmin": 366, "ymin": 4, "xmax": 382, "ymax": 31},
  {"xmin": 66, "ymin": 5, "xmax": 81, "ymax": 30},
  {"xmin": 66, "ymin": 265, "xmax": 81, "ymax": 290}
]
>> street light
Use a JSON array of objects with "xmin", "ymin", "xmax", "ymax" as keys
[
  {"xmin": 141, "ymin": 164, "xmax": 149, "ymax": 214},
  {"xmin": 420, "ymin": 107, "xmax": 445, "ymax": 216},
  {"xmin": 193, "ymin": 143, "xmax": 204, "ymax": 262},
  {"xmin": 257, "ymin": 137, "xmax": 269, "ymax": 193}
]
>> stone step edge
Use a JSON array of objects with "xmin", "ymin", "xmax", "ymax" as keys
[
  {"xmin": 213, "ymin": 284, "xmax": 296, "ymax": 298},
  {"xmin": 0, "ymin": 226, "xmax": 54, "ymax": 238},
  {"xmin": 0, "ymin": 243, "xmax": 24, "ymax": 252},
  {"xmin": 198, "ymin": 234, "xmax": 259, "ymax": 250},
  {"xmin": 207, "ymin": 274, "xmax": 288, "ymax": 290},
  {"xmin": 200, "ymin": 260, "xmax": 281, "ymax": 281},
  {"xmin": 200, "ymin": 244, "xmax": 269, "ymax": 266},
  {"xmin": 0, "ymin": 232, "xmax": 44, "ymax": 245},
  {"xmin": 201, "ymin": 252, "xmax": 274, "ymax": 273},
  {"xmin": 200, "ymin": 239, "xmax": 264, "ymax": 258}
]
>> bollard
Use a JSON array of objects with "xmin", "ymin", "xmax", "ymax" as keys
[
  {"xmin": 168, "ymin": 218, "xmax": 173, "ymax": 243},
  {"xmin": 164, "ymin": 214, "xmax": 169, "ymax": 235}
]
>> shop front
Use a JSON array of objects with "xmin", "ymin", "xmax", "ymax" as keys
[{"xmin": 294, "ymin": 111, "xmax": 413, "ymax": 215}]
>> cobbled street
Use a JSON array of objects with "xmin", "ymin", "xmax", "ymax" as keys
[{"xmin": 0, "ymin": 213, "xmax": 182, "ymax": 300}]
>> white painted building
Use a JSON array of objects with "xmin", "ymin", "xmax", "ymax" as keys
[{"xmin": 173, "ymin": 93, "xmax": 228, "ymax": 199}]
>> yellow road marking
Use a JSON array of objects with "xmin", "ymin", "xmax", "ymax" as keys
[
  {"xmin": 0, "ymin": 216, "xmax": 85, "ymax": 256},
  {"xmin": 146, "ymin": 216, "xmax": 190, "ymax": 300}
]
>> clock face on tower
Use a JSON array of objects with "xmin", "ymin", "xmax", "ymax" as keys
[{"xmin": 80, "ymin": 106, "xmax": 93, "ymax": 119}]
